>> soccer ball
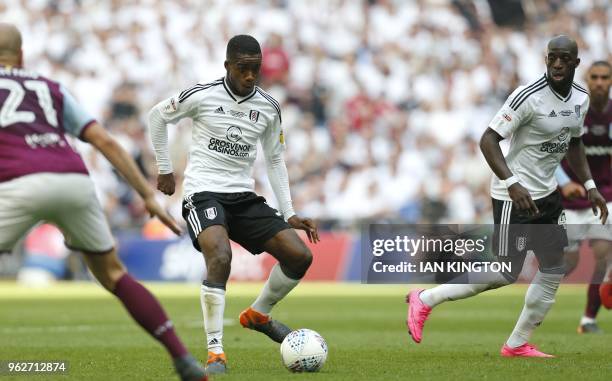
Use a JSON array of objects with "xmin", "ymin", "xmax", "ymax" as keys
[{"xmin": 280, "ymin": 329, "xmax": 328, "ymax": 372}]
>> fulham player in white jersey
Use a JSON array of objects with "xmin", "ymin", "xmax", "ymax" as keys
[
  {"xmin": 405, "ymin": 35, "xmax": 608, "ymax": 357},
  {"xmin": 148, "ymin": 35, "xmax": 319, "ymax": 374}
]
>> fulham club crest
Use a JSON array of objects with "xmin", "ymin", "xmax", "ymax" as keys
[
  {"xmin": 249, "ymin": 110, "xmax": 260, "ymax": 123},
  {"xmin": 515, "ymin": 236, "xmax": 526, "ymax": 252},
  {"xmin": 205, "ymin": 207, "xmax": 217, "ymax": 220}
]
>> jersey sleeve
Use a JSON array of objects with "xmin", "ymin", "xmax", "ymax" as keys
[
  {"xmin": 572, "ymin": 96, "xmax": 590, "ymax": 138},
  {"xmin": 153, "ymin": 85, "xmax": 202, "ymax": 123},
  {"xmin": 147, "ymin": 85, "xmax": 203, "ymax": 174},
  {"xmin": 60, "ymin": 85, "xmax": 96, "ymax": 140},
  {"xmin": 488, "ymin": 86, "xmax": 535, "ymax": 138},
  {"xmin": 260, "ymin": 109, "xmax": 295, "ymax": 219},
  {"xmin": 260, "ymin": 111, "xmax": 285, "ymax": 157}
]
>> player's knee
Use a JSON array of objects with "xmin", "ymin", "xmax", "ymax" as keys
[
  {"xmin": 299, "ymin": 247, "xmax": 313, "ymax": 272},
  {"xmin": 540, "ymin": 259, "xmax": 566, "ymax": 277},
  {"xmin": 88, "ymin": 249, "xmax": 126, "ymax": 291},
  {"xmin": 291, "ymin": 246, "xmax": 313, "ymax": 278},
  {"xmin": 501, "ymin": 271, "xmax": 519, "ymax": 286},
  {"xmin": 207, "ymin": 252, "xmax": 232, "ymax": 274},
  {"xmin": 200, "ymin": 235, "xmax": 230, "ymax": 256},
  {"xmin": 563, "ymin": 251, "xmax": 579, "ymax": 275},
  {"xmin": 592, "ymin": 241, "xmax": 609, "ymax": 264}
]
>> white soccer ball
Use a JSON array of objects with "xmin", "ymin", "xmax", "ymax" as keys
[{"xmin": 280, "ymin": 329, "xmax": 328, "ymax": 372}]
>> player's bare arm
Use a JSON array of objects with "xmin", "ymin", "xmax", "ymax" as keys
[
  {"xmin": 480, "ymin": 127, "xmax": 539, "ymax": 215},
  {"xmin": 566, "ymin": 137, "xmax": 594, "ymax": 183},
  {"xmin": 82, "ymin": 123, "xmax": 182, "ymax": 235},
  {"xmin": 566, "ymin": 137, "xmax": 608, "ymax": 223},
  {"xmin": 557, "ymin": 148, "xmax": 587, "ymax": 200}
]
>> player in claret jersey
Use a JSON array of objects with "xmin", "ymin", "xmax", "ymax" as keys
[
  {"xmin": 405, "ymin": 35, "xmax": 608, "ymax": 358},
  {"xmin": 148, "ymin": 34, "xmax": 319, "ymax": 374},
  {"xmin": 556, "ymin": 60, "xmax": 612, "ymax": 333},
  {"xmin": 0, "ymin": 23, "xmax": 206, "ymax": 381}
]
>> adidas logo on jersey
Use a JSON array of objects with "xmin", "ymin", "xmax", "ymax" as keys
[
  {"xmin": 548, "ymin": 110, "xmax": 557, "ymax": 117},
  {"xmin": 214, "ymin": 106, "xmax": 225, "ymax": 114}
]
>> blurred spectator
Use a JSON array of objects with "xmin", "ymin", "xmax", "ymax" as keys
[{"xmin": 261, "ymin": 33, "xmax": 290, "ymax": 87}]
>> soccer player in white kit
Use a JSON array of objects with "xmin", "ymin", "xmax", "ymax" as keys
[
  {"xmin": 406, "ymin": 35, "xmax": 609, "ymax": 357},
  {"xmin": 0, "ymin": 23, "xmax": 207, "ymax": 381},
  {"xmin": 148, "ymin": 35, "xmax": 319, "ymax": 374}
]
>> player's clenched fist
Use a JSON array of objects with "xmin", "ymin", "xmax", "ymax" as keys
[
  {"xmin": 508, "ymin": 183, "xmax": 539, "ymax": 216},
  {"xmin": 157, "ymin": 173, "xmax": 176, "ymax": 195}
]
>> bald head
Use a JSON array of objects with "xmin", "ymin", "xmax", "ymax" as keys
[
  {"xmin": 547, "ymin": 35, "xmax": 578, "ymax": 57},
  {"xmin": 0, "ymin": 23, "xmax": 22, "ymax": 67},
  {"xmin": 544, "ymin": 34, "xmax": 580, "ymax": 94}
]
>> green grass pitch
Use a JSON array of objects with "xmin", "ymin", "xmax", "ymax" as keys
[{"xmin": 1, "ymin": 282, "xmax": 610, "ymax": 380}]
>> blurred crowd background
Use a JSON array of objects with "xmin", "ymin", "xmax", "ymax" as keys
[{"xmin": 2, "ymin": 0, "xmax": 611, "ymax": 233}]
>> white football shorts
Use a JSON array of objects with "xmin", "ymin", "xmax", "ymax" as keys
[
  {"xmin": 0, "ymin": 173, "xmax": 114, "ymax": 253},
  {"xmin": 565, "ymin": 202, "xmax": 612, "ymax": 251}
]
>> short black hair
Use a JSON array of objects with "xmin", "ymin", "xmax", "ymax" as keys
[
  {"xmin": 226, "ymin": 35, "xmax": 261, "ymax": 61},
  {"xmin": 590, "ymin": 60, "xmax": 611, "ymax": 70}
]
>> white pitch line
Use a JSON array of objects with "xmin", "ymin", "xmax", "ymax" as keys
[{"xmin": 1, "ymin": 319, "xmax": 236, "ymax": 335}]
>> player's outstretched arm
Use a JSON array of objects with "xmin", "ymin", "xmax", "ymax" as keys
[
  {"xmin": 82, "ymin": 122, "xmax": 182, "ymax": 235},
  {"xmin": 480, "ymin": 127, "xmax": 538, "ymax": 215},
  {"xmin": 566, "ymin": 137, "xmax": 608, "ymax": 223}
]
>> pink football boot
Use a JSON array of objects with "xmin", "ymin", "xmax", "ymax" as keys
[
  {"xmin": 406, "ymin": 289, "xmax": 432, "ymax": 344},
  {"xmin": 500, "ymin": 343, "xmax": 555, "ymax": 358}
]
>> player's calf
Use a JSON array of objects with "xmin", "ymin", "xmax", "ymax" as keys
[
  {"xmin": 563, "ymin": 250, "xmax": 579, "ymax": 276},
  {"xmin": 600, "ymin": 264, "xmax": 612, "ymax": 309},
  {"xmin": 82, "ymin": 247, "xmax": 125, "ymax": 291}
]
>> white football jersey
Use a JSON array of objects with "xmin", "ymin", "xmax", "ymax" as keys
[
  {"xmin": 488, "ymin": 74, "xmax": 589, "ymax": 201},
  {"xmin": 154, "ymin": 77, "xmax": 285, "ymax": 196}
]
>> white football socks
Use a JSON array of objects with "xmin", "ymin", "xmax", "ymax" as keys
[
  {"xmin": 419, "ymin": 271, "xmax": 510, "ymax": 308},
  {"xmin": 506, "ymin": 271, "xmax": 563, "ymax": 348},
  {"xmin": 251, "ymin": 263, "xmax": 300, "ymax": 315},
  {"xmin": 201, "ymin": 284, "xmax": 225, "ymax": 354}
]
